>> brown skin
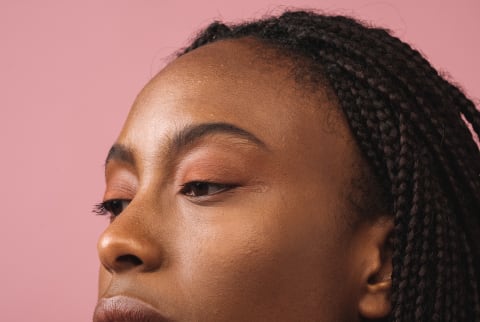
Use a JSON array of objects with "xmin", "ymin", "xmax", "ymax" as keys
[{"xmin": 97, "ymin": 38, "xmax": 393, "ymax": 321}]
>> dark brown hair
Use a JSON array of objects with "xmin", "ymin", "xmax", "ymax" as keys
[{"xmin": 179, "ymin": 10, "xmax": 480, "ymax": 321}]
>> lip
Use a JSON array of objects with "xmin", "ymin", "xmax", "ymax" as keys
[{"xmin": 93, "ymin": 295, "xmax": 170, "ymax": 322}]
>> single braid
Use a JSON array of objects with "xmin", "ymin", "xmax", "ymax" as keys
[{"xmin": 179, "ymin": 10, "xmax": 480, "ymax": 321}]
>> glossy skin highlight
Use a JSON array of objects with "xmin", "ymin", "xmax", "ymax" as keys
[{"xmin": 96, "ymin": 39, "xmax": 392, "ymax": 322}]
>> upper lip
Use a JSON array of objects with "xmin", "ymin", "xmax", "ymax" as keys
[{"xmin": 93, "ymin": 295, "xmax": 170, "ymax": 322}]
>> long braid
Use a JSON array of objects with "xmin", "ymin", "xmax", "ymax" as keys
[{"xmin": 179, "ymin": 10, "xmax": 480, "ymax": 321}]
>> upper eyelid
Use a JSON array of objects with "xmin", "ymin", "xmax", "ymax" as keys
[
  {"xmin": 104, "ymin": 134, "xmax": 266, "ymax": 193},
  {"xmin": 103, "ymin": 143, "xmax": 258, "ymax": 203},
  {"xmin": 105, "ymin": 122, "xmax": 269, "ymax": 172},
  {"xmin": 168, "ymin": 142, "xmax": 264, "ymax": 183}
]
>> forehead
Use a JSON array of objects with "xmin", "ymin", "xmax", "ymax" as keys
[
  {"xmin": 117, "ymin": 39, "xmax": 357, "ymax": 185},
  {"xmin": 137, "ymin": 39, "xmax": 313, "ymax": 121},
  {"xmin": 161, "ymin": 38, "xmax": 296, "ymax": 91},
  {"xmin": 123, "ymin": 38, "xmax": 347, "ymax": 146}
]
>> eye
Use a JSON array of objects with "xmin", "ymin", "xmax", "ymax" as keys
[
  {"xmin": 180, "ymin": 181, "xmax": 235, "ymax": 197},
  {"xmin": 94, "ymin": 199, "xmax": 131, "ymax": 219}
]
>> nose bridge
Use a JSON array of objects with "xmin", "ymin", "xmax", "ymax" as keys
[{"xmin": 97, "ymin": 209, "xmax": 163, "ymax": 274}]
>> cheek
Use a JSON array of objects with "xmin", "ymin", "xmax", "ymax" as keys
[{"xmin": 170, "ymin": 190, "xmax": 351, "ymax": 320}]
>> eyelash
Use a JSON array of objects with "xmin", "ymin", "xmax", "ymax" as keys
[
  {"xmin": 93, "ymin": 199, "xmax": 131, "ymax": 220},
  {"xmin": 179, "ymin": 181, "xmax": 237, "ymax": 198},
  {"xmin": 93, "ymin": 181, "xmax": 237, "ymax": 219}
]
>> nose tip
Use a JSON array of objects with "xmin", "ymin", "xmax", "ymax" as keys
[{"xmin": 97, "ymin": 225, "xmax": 162, "ymax": 273}]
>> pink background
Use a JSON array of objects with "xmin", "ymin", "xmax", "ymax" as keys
[{"xmin": 1, "ymin": 1, "xmax": 478, "ymax": 321}]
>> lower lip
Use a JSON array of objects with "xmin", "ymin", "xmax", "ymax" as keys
[{"xmin": 93, "ymin": 295, "xmax": 170, "ymax": 322}]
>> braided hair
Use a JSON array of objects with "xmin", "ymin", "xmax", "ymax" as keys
[{"xmin": 177, "ymin": 10, "xmax": 480, "ymax": 322}]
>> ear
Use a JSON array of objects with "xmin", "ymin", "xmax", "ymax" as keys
[{"xmin": 356, "ymin": 216, "xmax": 393, "ymax": 320}]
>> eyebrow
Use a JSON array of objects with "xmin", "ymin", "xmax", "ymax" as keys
[
  {"xmin": 105, "ymin": 122, "xmax": 267, "ymax": 167},
  {"xmin": 105, "ymin": 144, "xmax": 135, "ymax": 167}
]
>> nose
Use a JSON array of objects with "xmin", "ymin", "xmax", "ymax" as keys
[{"xmin": 97, "ymin": 217, "xmax": 163, "ymax": 273}]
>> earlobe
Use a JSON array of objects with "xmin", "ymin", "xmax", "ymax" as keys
[
  {"xmin": 358, "ymin": 278, "xmax": 391, "ymax": 319},
  {"xmin": 356, "ymin": 217, "xmax": 393, "ymax": 320}
]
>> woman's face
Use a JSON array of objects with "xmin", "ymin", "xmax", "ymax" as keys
[{"xmin": 95, "ymin": 39, "xmax": 386, "ymax": 322}]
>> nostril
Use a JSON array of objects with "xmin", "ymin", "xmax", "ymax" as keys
[
  {"xmin": 116, "ymin": 254, "xmax": 143, "ymax": 268},
  {"xmin": 98, "ymin": 229, "xmax": 163, "ymax": 272}
]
